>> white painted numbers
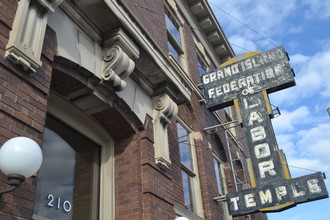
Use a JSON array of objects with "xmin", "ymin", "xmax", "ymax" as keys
[{"xmin": 46, "ymin": 194, "xmax": 72, "ymax": 213}]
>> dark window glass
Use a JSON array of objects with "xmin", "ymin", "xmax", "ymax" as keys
[
  {"xmin": 165, "ymin": 11, "xmax": 181, "ymax": 47},
  {"xmin": 168, "ymin": 41, "xmax": 180, "ymax": 61},
  {"xmin": 197, "ymin": 57, "xmax": 207, "ymax": 74},
  {"xmin": 182, "ymin": 170, "xmax": 193, "ymax": 211}
]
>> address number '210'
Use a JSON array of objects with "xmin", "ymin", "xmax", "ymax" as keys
[{"xmin": 47, "ymin": 194, "xmax": 72, "ymax": 213}]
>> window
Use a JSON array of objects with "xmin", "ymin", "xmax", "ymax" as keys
[
  {"xmin": 197, "ymin": 52, "xmax": 208, "ymax": 75},
  {"xmin": 198, "ymin": 58, "xmax": 206, "ymax": 74},
  {"xmin": 177, "ymin": 121, "xmax": 204, "ymax": 216},
  {"xmin": 213, "ymin": 156, "xmax": 230, "ymax": 220},
  {"xmin": 165, "ymin": 5, "xmax": 184, "ymax": 63},
  {"xmin": 177, "ymin": 122, "xmax": 194, "ymax": 210},
  {"xmin": 213, "ymin": 157, "xmax": 225, "ymax": 195}
]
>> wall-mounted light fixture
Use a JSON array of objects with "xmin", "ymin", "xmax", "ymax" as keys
[{"xmin": 0, "ymin": 137, "xmax": 43, "ymax": 197}]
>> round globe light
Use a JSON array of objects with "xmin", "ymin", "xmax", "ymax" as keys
[
  {"xmin": 0, "ymin": 137, "xmax": 43, "ymax": 179},
  {"xmin": 175, "ymin": 217, "xmax": 189, "ymax": 220}
]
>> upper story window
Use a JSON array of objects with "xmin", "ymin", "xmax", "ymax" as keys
[
  {"xmin": 213, "ymin": 157, "xmax": 225, "ymax": 195},
  {"xmin": 165, "ymin": 5, "xmax": 184, "ymax": 63},
  {"xmin": 177, "ymin": 122, "xmax": 194, "ymax": 211},
  {"xmin": 177, "ymin": 120, "xmax": 203, "ymax": 217},
  {"xmin": 197, "ymin": 54, "xmax": 208, "ymax": 75},
  {"xmin": 178, "ymin": 123, "xmax": 192, "ymax": 170},
  {"xmin": 165, "ymin": 8, "xmax": 181, "ymax": 47},
  {"xmin": 196, "ymin": 48, "xmax": 209, "ymax": 74},
  {"xmin": 213, "ymin": 155, "xmax": 230, "ymax": 220},
  {"xmin": 197, "ymin": 58, "xmax": 206, "ymax": 74}
]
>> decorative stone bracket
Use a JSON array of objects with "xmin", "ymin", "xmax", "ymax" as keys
[
  {"xmin": 101, "ymin": 28, "xmax": 140, "ymax": 91},
  {"xmin": 153, "ymin": 94, "xmax": 178, "ymax": 169},
  {"xmin": 5, "ymin": 0, "xmax": 63, "ymax": 73}
]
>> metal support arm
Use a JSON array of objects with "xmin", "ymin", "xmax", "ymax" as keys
[
  {"xmin": 0, "ymin": 186, "xmax": 17, "ymax": 197},
  {"xmin": 0, "ymin": 174, "xmax": 25, "ymax": 197}
]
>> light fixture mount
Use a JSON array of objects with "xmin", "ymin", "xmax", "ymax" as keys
[{"xmin": 0, "ymin": 137, "xmax": 42, "ymax": 197}]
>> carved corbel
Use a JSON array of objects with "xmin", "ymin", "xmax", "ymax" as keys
[
  {"xmin": 5, "ymin": 0, "xmax": 64, "ymax": 73},
  {"xmin": 153, "ymin": 94, "xmax": 178, "ymax": 169},
  {"xmin": 102, "ymin": 28, "xmax": 140, "ymax": 91}
]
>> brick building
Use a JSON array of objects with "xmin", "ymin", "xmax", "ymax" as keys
[{"xmin": 0, "ymin": 0, "xmax": 268, "ymax": 219}]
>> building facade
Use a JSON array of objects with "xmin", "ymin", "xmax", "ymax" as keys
[{"xmin": 0, "ymin": 0, "xmax": 268, "ymax": 219}]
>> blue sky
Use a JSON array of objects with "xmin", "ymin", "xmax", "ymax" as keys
[{"xmin": 209, "ymin": 1, "xmax": 330, "ymax": 219}]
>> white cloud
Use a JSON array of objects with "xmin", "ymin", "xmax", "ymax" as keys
[
  {"xmin": 302, "ymin": 0, "xmax": 330, "ymax": 20},
  {"xmin": 287, "ymin": 26, "xmax": 304, "ymax": 34},
  {"xmin": 302, "ymin": 49, "xmax": 330, "ymax": 98},
  {"xmin": 272, "ymin": 108, "xmax": 330, "ymax": 179},
  {"xmin": 272, "ymin": 106, "xmax": 310, "ymax": 133},
  {"xmin": 289, "ymin": 53, "xmax": 309, "ymax": 65},
  {"xmin": 274, "ymin": 121, "xmax": 330, "ymax": 179},
  {"xmin": 297, "ymin": 123, "xmax": 330, "ymax": 161},
  {"xmin": 211, "ymin": 0, "xmax": 300, "ymax": 53},
  {"xmin": 276, "ymin": 134, "xmax": 296, "ymax": 156},
  {"xmin": 269, "ymin": 47, "xmax": 330, "ymax": 107},
  {"xmin": 228, "ymin": 35, "xmax": 258, "ymax": 54},
  {"xmin": 287, "ymin": 158, "xmax": 325, "ymax": 177}
]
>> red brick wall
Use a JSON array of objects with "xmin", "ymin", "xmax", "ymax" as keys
[
  {"xmin": 0, "ymin": 0, "xmax": 57, "ymax": 217},
  {"xmin": 0, "ymin": 0, "xmax": 17, "ymax": 57},
  {"xmin": 115, "ymin": 134, "xmax": 144, "ymax": 220},
  {"xmin": 126, "ymin": 0, "xmax": 268, "ymax": 217},
  {"xmin": 0, "ymin": 1, "xmax": 268, "ymax": 220},
  {"xmin": 120, "ymin": 0, "xmax": 168, "ymax": 55}
]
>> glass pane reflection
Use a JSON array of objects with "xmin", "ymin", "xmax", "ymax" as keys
[
  {"xmin": 33, "ymin": 128, "xmax": 75, "ymax": 220},
  {"xmin": 182, "ymin": 170, "xmax": 193, "ymax": 211},
  {"xmin": 213, "ymin": 158, "xmax": 224, "ymax": 195},
  {"xmin": 165, "ymin": 12, "xmax": 181, "ymax": 47},
  {"xmin": 177, "ymin": 123, "xmax": 192, "ymax": 170}
]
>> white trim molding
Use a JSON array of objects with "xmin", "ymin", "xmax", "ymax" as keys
[{"xmin": 48, "ymin": 93, "xmax": 115, "ymax": 220}]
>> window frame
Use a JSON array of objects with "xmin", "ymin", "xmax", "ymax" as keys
[
  {"xmin": 213, "ymin": 155, "xmax": 227, "ymax": 196},
  {"xmin": 164, "ymin": 4, "xmax": 185, "ymax": 63},
  {"xmin": 44, "ymin": 94, "xmax": 115, "ymax": 220},
  {"xmin": 33, "ymin": 118, "xmax": 101, "ymax": 220},
  {"xmin": 213, "ymin": 154, "xmax": 231, "ymax": 220},
  {"xmin": 176, "ymin": 119, "xmax": 204, "ymax": 217},
  {"xmin": 196, "ymin": 50, "xmax": 209, "ymax": 75}
]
